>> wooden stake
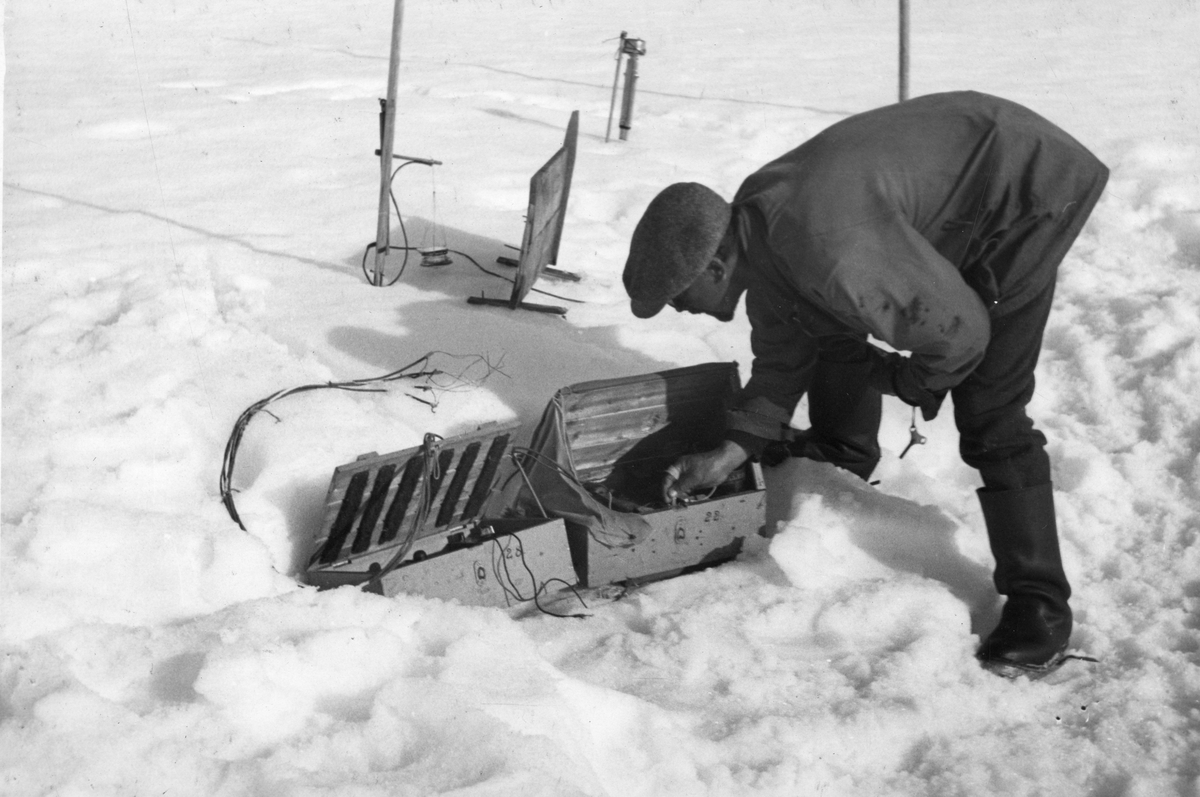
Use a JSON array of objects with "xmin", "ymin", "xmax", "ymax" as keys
[
  {"xmin": 899, "ymin": 0, "xmax": 910, "ymax": 102},
  {"xmin": 605, "ymin": 32, "xmax": 626, "ymax": 143},
  {"xmin": 373, "ymin": 0, "xmax": 405, "ymax": 286}
]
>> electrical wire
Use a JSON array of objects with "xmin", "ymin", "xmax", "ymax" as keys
[
  {"xmin": 511, "ymin": 446, "xmax": 589, "ymax": 492},
  {"xmin": 448, "ymin": 248, "xmax": 586, "ymax": 305},
  {"xmin": 361, "ymin": 161, "xmax": 423, "ymax": 285},
  {"xmin": 491, "ymin": 535, "xmax": 589, "ymax": 618},
  {"xmin": 360, "ymin": 157, "xmax": 584, "ymax": 304},
  {"xmin": 219, "ymin": 352, "xmax": 500, "ymax": 532},
  {"xmin": 363, "ymin": 433, "xmax": 444, "ymax": 591}
]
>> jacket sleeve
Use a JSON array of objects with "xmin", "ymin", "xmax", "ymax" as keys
[
  {"xmin": 725, "ymin": 287, "xmax": 819, "ymax": 455},
  {"xmin": 821, "ymin": 213, "xmax": 991, "ymax": 419}
]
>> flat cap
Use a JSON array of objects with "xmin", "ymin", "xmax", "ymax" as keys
[{"xmin": 622, "ymin": 182, "xmax": 731, "ymax": 318}]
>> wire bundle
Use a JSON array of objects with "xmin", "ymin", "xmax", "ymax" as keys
[{"xmin": 219, "ymin": 352, "xmax": 497, "ymax": 532}]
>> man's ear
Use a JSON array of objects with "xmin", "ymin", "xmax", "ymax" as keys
[{"xmin": 705, "ymin": 258, "xmax": 727, "ymax": 284}]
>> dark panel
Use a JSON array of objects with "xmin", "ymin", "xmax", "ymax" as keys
[
  {"xmin": 379, "ymin": 456, "xmax": 423, "ymax": 544},
  {"xmin": 436, "ymin": 442, "xmax": 481, "ymax": 528},
  {"xmin": 463, "ymin": 433, "xmax": 510, "ymax": 520},
  {"xmin": 511, "ymin": 111, "xmax": 579, "ymax": 306},
  {"xmin": 318, "ymin": 470, "xmax": 369, "ymax": 564},
  {"xmin": 351, "ymin": 464, "xmax": 396, "ymax": 554}
]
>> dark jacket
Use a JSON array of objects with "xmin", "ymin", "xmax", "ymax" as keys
[{"xmin": 725, "ymin": 91, "xmax": 1108, "ymax": 450}]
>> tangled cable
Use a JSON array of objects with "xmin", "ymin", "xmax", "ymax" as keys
[
  {"xmin": 490, "ymin": 533, "xmax": 590, "ymax": 619},
  {"xmin": 219, "ymin": 352, "xmax": 501, "ymax": 532}
]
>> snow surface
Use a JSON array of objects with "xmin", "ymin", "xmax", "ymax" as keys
[{"xmin": 4, "ymin": 0, "xmax": 1200, "ymax": 794}]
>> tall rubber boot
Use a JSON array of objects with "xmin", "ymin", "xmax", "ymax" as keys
[
  {"xmin": 789, "ymin": 358, "xmax": 882, "ymax": 481},
  {"xmin": 977, "ymin": 482, "xmax": 1073, "ymax": 672}
]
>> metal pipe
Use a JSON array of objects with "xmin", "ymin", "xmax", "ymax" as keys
[
  {"xmin": 373, "ymin": 0, "xmax": 405, "ymax": 286},
  {"xmin": 618, "ymin": 49, "xmax": 639, "ymax": 141}
]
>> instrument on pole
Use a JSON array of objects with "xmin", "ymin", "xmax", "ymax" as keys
[{"xmin": 366, "ymin": 0, "xmax": 446, "ymax": 285}]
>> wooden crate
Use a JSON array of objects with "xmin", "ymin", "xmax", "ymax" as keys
[
  {"xmin": 579, "ymin": 490, "xmax": 765, "ymax": 587},
  {"xmin": 305, "ymin": 423, "xmax": 576, "ymax": 606}
]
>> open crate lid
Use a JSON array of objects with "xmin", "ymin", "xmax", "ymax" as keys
[
  {"xmin": 307, "ymin": 421, "xmax": 521, "ymax": 578},
  {"xmin": 552, "ymin": 362, "xmax": 741, "ymax": 486},
  {"xmin": 512, "ymin": 362, "xmax": 747, "ymax": 515}
]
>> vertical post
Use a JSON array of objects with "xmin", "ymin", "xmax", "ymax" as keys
[
  {"xmin": 618, "ymin": 50, "xmax": 639, "ymax": 140},
  {"xmin": 605, "ymin": 32, "xmax": 626, "ymax": 143},
  {"xmin": 373, "ymin": 0, "xmax": 405, "ymax": 286},
  {"xmin": 898, "ymin": 0, "xmax": 910, "ymax": 102}
]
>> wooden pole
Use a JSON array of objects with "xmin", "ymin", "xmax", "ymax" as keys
[
  {"xmin": 899, "ymin": 0, "xmax": 910, "ymax": 102},
  {"xmin": 605, "ymin": 32, "xmax": 626, "ymax": 143},
  {"xmin": 373, "ymin": 0, "xmax": 405, "ymax": 286}
]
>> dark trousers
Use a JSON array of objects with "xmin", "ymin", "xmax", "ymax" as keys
[
  {"xmin": 804, "ymin": 297, "xmax": 1052, "ymax": 488},
  {"xmin": 951, "ymin": 279, "xmax": 1054, "ymax": 491},
  {"xmin": 808, "ymin": 201, "xmax": 1102, "ymax": 488},
  {"xmin": 952, "ymin": 199, "xmax": 1104, "ymax": 491}
]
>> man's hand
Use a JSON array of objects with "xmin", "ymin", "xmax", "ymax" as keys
[
  {"xmin": 868, "ymin": 349, "xmax": 947, "ymax": 421},
  {"xmin": 662, "ymin": 439, "xmax": 750, "ymax": 505}
]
